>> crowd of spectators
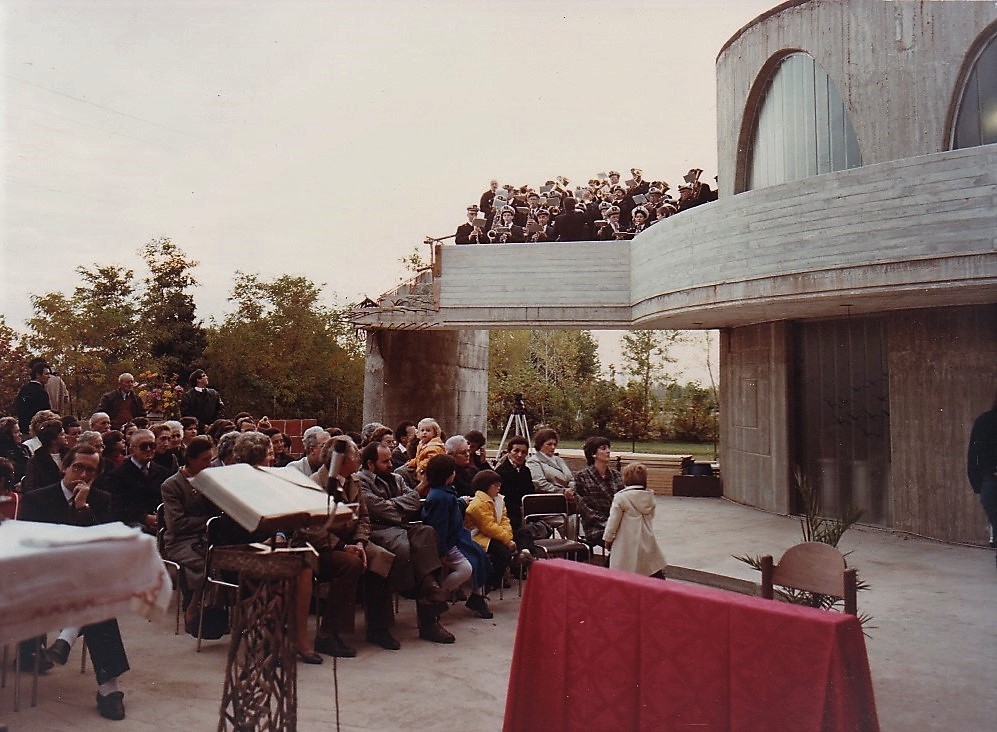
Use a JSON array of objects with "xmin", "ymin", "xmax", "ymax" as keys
[
  {"xmin": 2, "ymin": 358, "xmax": 665, "ymax": 721},
  {"xmin": 453, "ymin": 167, "xmax": 717, "ymax": 244}
]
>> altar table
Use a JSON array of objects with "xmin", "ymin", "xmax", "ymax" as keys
[
  {"xmin": 0, "ymin": 519, "xmax": 171, "ymax": 644},
  {"xmin": 504, "ymin": 560, "xmax": 878, "ymax": 732}
]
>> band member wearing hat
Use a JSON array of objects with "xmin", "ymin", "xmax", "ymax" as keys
[
  {"xmin": 597, "ymin": 206, "xmax": 625, "ymax": 240},
  {"xmin": 528, "ymin": 209, "xmax": 557, "ymax": 242},
  {"xmin": 456, "ymin": 205, "xmax": 489, "ymax": 244},
  {"xmin": 488, "ymin": 206, "xmax": 524, "ymax": 244},
  {"xmin": 630, "ymin": 206, "xmax": 650, "ymax": 234}
]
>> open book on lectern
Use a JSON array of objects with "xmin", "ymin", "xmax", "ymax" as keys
[{"xmin": 190, "ymin": 463, "xmax": 355, "ymax": 534}]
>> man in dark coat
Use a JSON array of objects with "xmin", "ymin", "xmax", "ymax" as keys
[
  {"xmin": 179, "ymin": 369, "xmax": 224, "ymax": 431},
  {"xmin": 553, "ymin": 199, "xmax": 591, "ymax": 242},
  {"xmin": 967, "ymin": 394, "xmax": 997, "ymax": 557},
  {"xmin": 96, "ymin": 373, "xmax": 146, "ymax": 431},
  {"xmin": 455, "ymin": 205, "xmax": 489, "ymax": 245},
  {"xmin": 19, "ymin": 443, "xmax": 131, "ymax": 721},
  {"xmin": 495, "ymin": 436, "xmax": 534, "ymax": 530},
  {"xmin": 105, "ymin": 429, "xmax": 170, "ymax": 534},
  {"xmin": 15, "ymin": 361, "xmax": 52, "ymax": 433}
]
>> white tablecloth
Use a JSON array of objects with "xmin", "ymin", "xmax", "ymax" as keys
[{"xmin": 0, "ymin": 519, "xmax": 172, "ymax": 644}]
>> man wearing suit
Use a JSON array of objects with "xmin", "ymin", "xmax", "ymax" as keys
[
  {"xmin": 96, "ymin": 373, "xmax": 147, "ymax": 431},
  {"xmin": 19, "ymin": 444, "xmax": 131, "ymax": 721},
  {"xmin": 15, "ymin": 361, "xmax": 52, "ymax": 434},
  {"xmin": 553, "ymin": 200, "xmax": 591, "ymax": 242},
  {"xmin": 179, "ymin": 369, "xmax": 224, "ymax": 431},
  {"xmin": 105, "ymin": 428, "xmax": 170, "ymax": 534},
  {"xmin": 454, "ymin": 205, "xmax": 489, "ymax": 245}
]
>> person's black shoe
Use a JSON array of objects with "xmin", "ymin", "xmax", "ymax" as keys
[
  {"xmin": 418, "ymin": 621, "xmax": 455, "ymax": 644},
  {"xmin": 297, "ymin": 650, "xmax": 324, "ymax": 665},
  {"xmin": 465, "ymin": 593, "xmax": 493, "ymax": 619},
  {"xmin": 45, "ymin": 639, "xmax": 71, "ymax": 666},
  {"xmin": 96, "ymin": 691, "xmax": 126, "ymax": 721},
  {"xmin": 314, "ymin": 634, "xmax": 356, "ymax": 658},
  {"xmin": 366, "ymin": 628, "xmax": 401, "ymax": 651}
]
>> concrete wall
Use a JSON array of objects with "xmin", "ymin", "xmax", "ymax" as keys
[
  {"xmin": 720, "ymin": 305, "xmax": 997, "ymax": 543},
  {"xmin": 363, "ymin": 329, "xmax": 489, "ymax": 437},
  {"xmin": 887, "ymin": 304, "xmax": 997, "ymax": 544},
  {"xmin": 349, "ymin": 147, "xmax": 996, "ymax": 333},
  {"xmin": 717, "ymin": 0, "xmax": 997, "ymax": 195},
  {"xmin": 719, "ymin": 322, "xmax": 793, "ymax": 514}
]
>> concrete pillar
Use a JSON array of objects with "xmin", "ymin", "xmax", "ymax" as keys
[
  {"xmin": 363, "ymin": 329, "xmax": 489, "ymax": 437},
  {"xmin": 719, "ymin": 322, "xmax": 793, "ymax": 514}
]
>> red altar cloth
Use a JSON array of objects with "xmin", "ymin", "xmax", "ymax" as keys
[{"xmin": 503, "ymin": 560, "xmax": 878, "ymax": 732}]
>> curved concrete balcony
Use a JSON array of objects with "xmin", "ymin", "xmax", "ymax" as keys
[{"xmin": 351, "ymin": 145, "xmax": 996, "ymax": 331}]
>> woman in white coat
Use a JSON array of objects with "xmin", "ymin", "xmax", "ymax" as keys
[{"xmin": 603, "ymin": 463, "xmax": 667, "ymax": 578}]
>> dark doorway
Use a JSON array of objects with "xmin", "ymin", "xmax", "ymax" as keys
[{"xmin": 794, "ymin": 317, "xmax": 891, "ymax": 526}]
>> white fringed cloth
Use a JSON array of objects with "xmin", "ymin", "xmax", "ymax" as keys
[{"xmin": 0, "ymin": 520, "xmax": 172, "ymax": 644}]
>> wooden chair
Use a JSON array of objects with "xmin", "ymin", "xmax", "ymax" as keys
[
  {"xmin": 521, "ymin": 493, "xmax": 590, "ymax": 564},
  {"xmin": 760, "ymin": 542, "xmax": 858, "ymax": 615}
]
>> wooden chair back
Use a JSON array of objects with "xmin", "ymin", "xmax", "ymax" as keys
[{"xmin": 760, "ymin": 542, "xmax": 858, "ymax": 615}]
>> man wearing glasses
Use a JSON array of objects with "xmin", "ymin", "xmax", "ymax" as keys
[
  {"xmin": 20, "ymin": 444, "xmax": 131, "ymax": 721},
  {"xmin": 105, "ymin": 429, "xmax": 170, "ymax": 534}
]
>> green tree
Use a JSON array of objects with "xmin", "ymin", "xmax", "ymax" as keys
[
  {"xmin": 660, "ymin": 382, "xmax": 719, "ymax": 441},
  {"xmin": 139, "ymin": 237, "xmax": 206, "ymax": 380},
  {"xmin": 0, "ymin": 316, "xmax": 31, "ymax": 413},
  {"xmin": 619, "ymin": 329, "xmax": 679, "ymax": 439},
  {"xmin": 25, "ymin": 264, "xmax": 142, "ymax": 412},
  {"xmin": 203, "ymin": 273, "xmax": 364, "ymax": 427},
  {"xmin": 488, "ymin": 329, "xmax": 608, "ymax": 438}
]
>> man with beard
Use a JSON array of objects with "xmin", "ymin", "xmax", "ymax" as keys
[{"xmin": 354, "ymin": 442, "xmax": 455, "ymax": 644}]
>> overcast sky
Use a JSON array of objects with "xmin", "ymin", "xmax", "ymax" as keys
[{"xmin": 1, "ymin": 0, "xmax": 774, "ymax": 383}]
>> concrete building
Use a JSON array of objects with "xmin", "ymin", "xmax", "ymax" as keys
[{"xmin": 354, "ymin": 0, "xmax": 997, "ymax": 544}]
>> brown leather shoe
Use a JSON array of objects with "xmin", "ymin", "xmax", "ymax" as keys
[
  {"xmin": 418, "ymin": 576, "xmax": 449, "ymax": 605},
  {"xmin": 418, "ymin": 621, "xmax": 455, "ymax": 644}
]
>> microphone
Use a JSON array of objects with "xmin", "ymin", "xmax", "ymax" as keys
[{"xmin": 325, "ymin": 438, "xmax": 350, "ymax": 497}]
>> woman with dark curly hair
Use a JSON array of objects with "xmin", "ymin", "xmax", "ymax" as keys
[{"xmin": 0, "ymin": 416, "xmax": 31, "ymax": 486}]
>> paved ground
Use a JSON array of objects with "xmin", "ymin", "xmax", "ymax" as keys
[{"xmin": 2, "ymin": 496, "xmax": 994, "ymax": 731}]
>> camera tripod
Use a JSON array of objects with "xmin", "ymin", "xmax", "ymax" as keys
[{"xmin": 498, "ymin": 392, "xmax": 530, "ymax": 454}]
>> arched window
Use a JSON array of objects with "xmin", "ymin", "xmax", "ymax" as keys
[
  {"xmin": 952, "ymin": 31, "xmax": 997, "ymax": 148},
  {"xmin": 746, "ymin": 53, "xmax": 861, "ymax": 191}
]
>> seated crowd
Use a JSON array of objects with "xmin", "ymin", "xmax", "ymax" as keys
[
  {"xmin": 2, "ymin": 361, "xmax": 666, "ymax": 721},
  {"xmin": 454, "ymin": 167, "xmax": 718, "ymax": 244}
]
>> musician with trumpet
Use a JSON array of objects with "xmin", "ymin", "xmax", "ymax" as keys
[{"xmin": 526, "ymin": 208, "xmax": 557, "ymax": 242}]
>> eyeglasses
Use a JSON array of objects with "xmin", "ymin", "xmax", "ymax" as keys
[
  {"xmin": 69, "ymin": 462, "xmax": 98, "ymax": 476},
  {"xmin": 136, "ymin": 442, "xmax": 155, "ymax": 451},
  {"xmin": 510, "ymin": 448, "xmax": 528, "ymax": 455}
]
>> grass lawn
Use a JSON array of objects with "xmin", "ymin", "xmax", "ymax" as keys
[{"xmin": 492, "ymin": 438, "xmax": 718, "ymax": 460}]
